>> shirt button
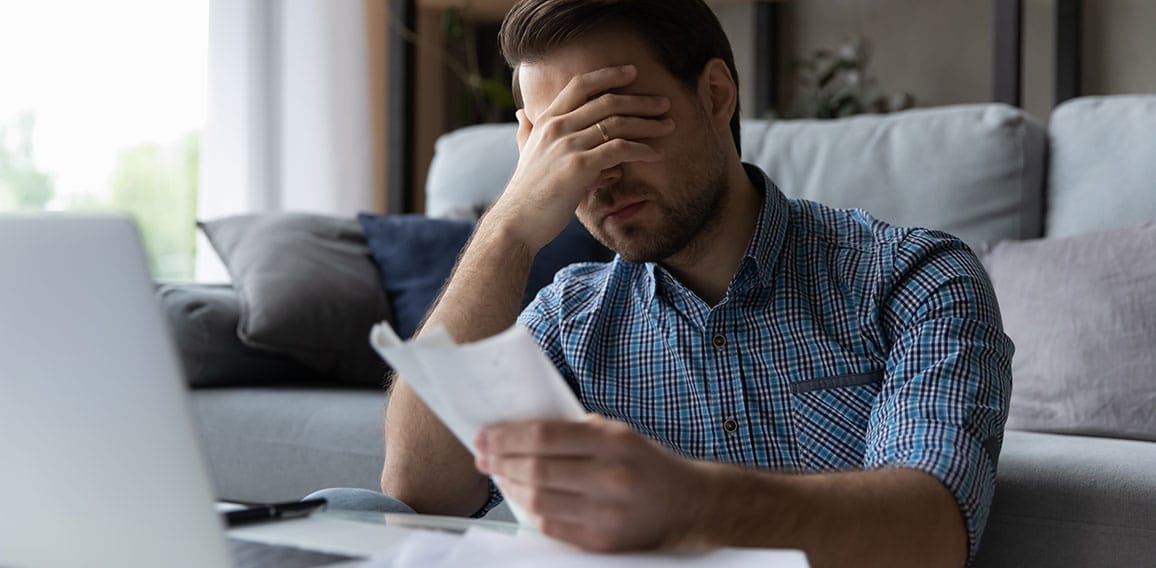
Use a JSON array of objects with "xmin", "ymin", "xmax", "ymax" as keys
[
  {"xmin": 723, "ymin": 418, "xmax": 738, "ymax": 433},
  {"xmin": 711, "ymin": 334, "xmax": 727, "ymax": 350}
]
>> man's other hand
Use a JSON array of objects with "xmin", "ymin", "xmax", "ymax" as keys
[
  {"xmin": 475, "ymin": 415, "xmax": 707, "ymax": 552},
  {"xmin": 487, "ymin": 64, "xmax": 676, "ymax": 252}
]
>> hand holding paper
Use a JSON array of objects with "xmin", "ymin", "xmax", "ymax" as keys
[{"xmin": 370, "ymin": 323, "xmax": 587, "ymax": 524}]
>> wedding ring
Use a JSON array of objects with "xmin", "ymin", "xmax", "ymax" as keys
[{"xmin": 595, "ymin": 121, "xmax": 610, "ymax": 143}]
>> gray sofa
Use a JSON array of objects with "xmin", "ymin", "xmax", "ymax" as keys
[{"xmin": 186, "ymin": 95, "xmax": 1156, "ymax": 566}]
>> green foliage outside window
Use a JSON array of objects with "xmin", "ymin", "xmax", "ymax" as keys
[
  {"xmin": 0, "ymin": 113, "xmax": 55, "ymax": 211},
  {"xmin": 0, "ymin": 112, "xmax": 200, "ymax": 280}
]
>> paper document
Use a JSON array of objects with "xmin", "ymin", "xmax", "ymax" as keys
[
  {"xmin": 368, "ymin": 528, "xmax": 810, "ymax": 568},
  {"xmin": 370, "ymin": 323, "xmax": 588, "ymax": 524}
]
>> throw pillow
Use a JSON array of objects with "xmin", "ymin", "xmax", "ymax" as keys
[
  {"xmin": 357, "ymin": 214, "xmax": 473, "ymax": 340},
  {"xmin": 358, "ymin": 214, "xmax": 613, "ymax": 339},
  {"xmin": 198, "ymin": 213, "xmax": 393, "ymax": 387},
  {"xmin": 979, "ymin": 223, "xmax": 1156, "ymax": 442},
  {"xmin": 157, "ymin": 283, "xmax": 325, "ymax": 388}
]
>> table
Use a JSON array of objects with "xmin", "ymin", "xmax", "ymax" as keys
[
  {"xmin": 226, "ymin": 509, "xmax": 527, "ymax": 559},
  {"xmin": 226, "ymin": 508, "xmax": 810, "ymax": 567}
]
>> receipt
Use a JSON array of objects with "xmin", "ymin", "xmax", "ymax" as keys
[
  {"xmin": 370, "ymin": 323, "xmax": 588, "ymax": 524},
  {"xmin": 369, "ymin": 528, "xmax": 812, "ymax": 568}
]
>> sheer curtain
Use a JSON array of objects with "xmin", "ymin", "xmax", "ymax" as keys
[{"xmin": 197, "ymin": 0, "xmax": 376, "ymax": 281}]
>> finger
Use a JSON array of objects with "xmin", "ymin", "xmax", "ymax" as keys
[
  {"xmin": 541, "ymin": 64, "xmax": 638, "ymax": 119},
  {"xmin": 582, "ymin": 138, "xmax": 665, "ymax": 170},
  {"xmin": 564, "ymin": 92, "xmax": 671, "ymax": 131},
  {"xmin": 515, "ymin": 109, "xmax": 531, "ymax": 150},
  {"xmin": 499, "ymin": 477, "xmax": 592, "ymax": 524},
  {"xmin": 484, "ymin": 455, "xmax": 608, "ymax": 494},
  {"xmin": 584, "ymin": 116, "xmax": 675, "ymax": 146},
  {"xmin": 480, "ymin": 419, "xmax": 627, "ymax": 458},
  {"xmin": 538, "ymin": 517, "xmax": 626, "ymax": 553}
]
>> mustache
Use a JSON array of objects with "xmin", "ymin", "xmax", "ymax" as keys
[{"xmin": 590, "ymin": 183, "xmax": 653, "ymax": 208}]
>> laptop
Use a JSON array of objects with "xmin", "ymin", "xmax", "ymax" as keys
[{"xmin": 0, "ymin": 215, "xmax": 368, "ymax": 567}]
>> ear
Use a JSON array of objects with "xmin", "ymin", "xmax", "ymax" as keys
[
  {"xmin": 697, "ymin": 59, "xmax": 737, "ymax": 129},
  {"xmin": 512, "ymin": 64, "xmax": 525, "ymax": 109}
]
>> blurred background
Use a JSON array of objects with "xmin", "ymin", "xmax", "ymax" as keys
[{"xmin": 1, "ymin": 0, "xmax": 1152, "ymax": 281}]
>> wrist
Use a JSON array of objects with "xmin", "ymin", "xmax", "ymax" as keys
[
  {"xmin": 473, "ymin": 210, "xmax": 540, "ymax": 258},
  {"xmin": 677, "ymin": 462, "xmax": 795, "ymax": 550},
  {"xmin": 476, "ymin": 204, "xmax": 547, "ymax": 255},
  {"xmin": 675, "ymin": 460, "xmax": 730, "ymax": 549}
]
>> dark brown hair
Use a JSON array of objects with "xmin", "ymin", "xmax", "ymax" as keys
[{"xmin": 500, "ymin": 0, "xmax": 741, "ymax": 152}]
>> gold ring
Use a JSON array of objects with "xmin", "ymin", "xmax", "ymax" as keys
[{"xmin": 595, "ymin": 121, "xmax": 610, "ymax": 143}]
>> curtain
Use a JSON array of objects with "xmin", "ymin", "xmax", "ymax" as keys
[{"xmin": 197, "ymin": 0, "xmax": 376, "ymax": 281}]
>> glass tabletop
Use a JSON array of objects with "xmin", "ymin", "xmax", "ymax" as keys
[{"xmin": 318, "ymin": 509, "xmax": 528, "ymax": 537}]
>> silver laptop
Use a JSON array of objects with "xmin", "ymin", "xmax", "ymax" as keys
[{"xmin": 0, "ymin": 215, "xmax": 362, "ymax": 568}]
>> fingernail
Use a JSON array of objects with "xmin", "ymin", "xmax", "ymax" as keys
[{"xmin": 620, "ymin": 64, "xmax": 636, "ymax": 74}]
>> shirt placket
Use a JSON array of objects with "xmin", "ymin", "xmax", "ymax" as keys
[{"xmin": 705, "ymin": 305, "xmax": 751, "ymax": 463}]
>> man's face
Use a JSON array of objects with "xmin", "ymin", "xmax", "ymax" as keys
[{"xmin": 518, "ymin": 29, "xmax": 730, "ymax": 263}]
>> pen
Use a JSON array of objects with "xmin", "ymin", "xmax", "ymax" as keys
[{"xmin": 223, "ymin": 498, "xmax": 328, "ymax": 527}]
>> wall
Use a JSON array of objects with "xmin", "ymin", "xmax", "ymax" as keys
[
  {"xmin": 1084, "ymin": 0, "xmax": 1156, "ymax": 97},
  {"xmin": 404, "ymin": 0, "xmax": 1156, "ymax": 206},
  {"xmin": 724, "ymin": 0, "xmax": 1156, "ymax": 123}
]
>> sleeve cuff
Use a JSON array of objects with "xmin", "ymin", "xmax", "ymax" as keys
[
  {"xmin": 470, "ymin": 477, "xmax": 505, "ymax": 518},
  {"xmin": 869, "ymin": 424, "xmax": 999, "ymax": 563}
]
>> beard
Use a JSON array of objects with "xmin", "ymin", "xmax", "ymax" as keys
[{"xmin": 588, "ymin": 158, "xmax": 729, "ymax": 264}]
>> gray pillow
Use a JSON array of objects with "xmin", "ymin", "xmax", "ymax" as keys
[
  {"xmin": 979, "ymin": 223, "xmax": 1156, "ymax": 442},
  {"xmin": 157, "ymin": 283, "xmax": 324, "ymax": 388},
  {"xmin": 198, "ymin": 213, "xmax": 392, "ymax": 387}
]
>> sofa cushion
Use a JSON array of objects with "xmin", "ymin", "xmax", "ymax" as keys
[
  {"xmin": 977, "ymin": 431, "xmax": 1156, "ymax": 567},
  {"xmin": 424, "ymin": 123, "xmax": 519, "ymax": 220},
  {"xmin": 358, "ymin": 214, "xmax": 613, "ymax": 340},
  {"xmin": 422, "ymin": 107, "xmax": 1046, "ymax": 250},
  {"xmin": 188, "ymin": 387, "xmax": 514, "ymax": 522},
  {"xmin": 358, "ymin": 215, "xmax": 473, "ymax": 340},
  {"xmin": 198, "ymin": 213, "xmax": 392, "ymax": 387},
  {"xmin": 190, "ymin": 387, "xmax": 389, "ymax": 503},
  {"xmin": 1046, "ymin": 95, "xmax": 1156, "ymax": 238},
  {"xmin": 742, "ymin": 105, "xmax": 1046, "ymax": 248},
  {"xmin": 979, "ymin": 224, "xmax": 1156, "ymax": 442},
  {"xmin": 157, "ymin": 283, "xmax": 324, "ymax": 388}
]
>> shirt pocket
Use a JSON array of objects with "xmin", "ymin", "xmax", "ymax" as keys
[{"xmin": 788, "ymin": 371, "xmax": 883, "ymax": 471}]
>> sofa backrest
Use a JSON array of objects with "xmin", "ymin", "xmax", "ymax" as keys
[
  {"xmin": 1045, "ymin": 95, "xmax": 1156, "ymax": 238},
  {"xmin": 424, "ymin": 123, "xmax": 520, "ymax": 221},
  {"xmin": 742, "ymin": 105, "xmax": 1045, "ymax": 247},
  {"xmin": 425, "ymin": 104, "xmax": 1047, "ymax": 249}
]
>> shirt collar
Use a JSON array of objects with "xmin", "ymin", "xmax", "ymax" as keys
[
  {"xmin": 740, "ymin": 163, "xmax": 790, "ymax": 289},
  {"xmin": 639, "ymin": 163, "xmax": 790, "ymax": 303}
]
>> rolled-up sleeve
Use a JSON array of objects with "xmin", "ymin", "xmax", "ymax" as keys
[{"xmin": 865, "ymin": 231, "xmax": 1014, "ymax": 562}]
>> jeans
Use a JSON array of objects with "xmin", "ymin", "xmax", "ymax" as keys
[{"xmin": 302, "ymin": 488, "xmax": 417, "ymax": 514}]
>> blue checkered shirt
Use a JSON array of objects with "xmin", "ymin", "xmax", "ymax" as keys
[{"xmin": 479, "ymin": 164, "xmax": 1013, "ymax": 560}]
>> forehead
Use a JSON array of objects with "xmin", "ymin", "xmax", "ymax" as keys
[{"xmin": 517, "ymin": 30, "xmax": 672, "ymax": 121}]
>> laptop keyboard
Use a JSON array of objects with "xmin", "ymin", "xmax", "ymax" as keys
[{"xmin": 227, "ymin": 537, "xmax": 362, "ymax": 568}]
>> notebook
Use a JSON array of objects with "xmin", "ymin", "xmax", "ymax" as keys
[{"xmin": 0, "ymin": 214, "xmax": 364, "ymax": 567}]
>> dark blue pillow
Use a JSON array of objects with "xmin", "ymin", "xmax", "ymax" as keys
[
  {"xmin": 524, "ymin": 216, "xmax": 615, "ymax": 306},
  {"xmin": 358, "ymin": 214, "xmax": 612, "ymax": 339}
]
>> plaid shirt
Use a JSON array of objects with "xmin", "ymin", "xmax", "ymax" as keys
[{"xmin": 482, "ymin": 164, "xmax": 1012, "ymax": 560}]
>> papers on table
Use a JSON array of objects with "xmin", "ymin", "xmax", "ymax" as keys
[
  {"xmin": 368, "ymin": 528, "xmax": 810, "ymax": 568},
  {"xmin": 370, "ymin": 323, "xmax": 588, "ymax": 525}
]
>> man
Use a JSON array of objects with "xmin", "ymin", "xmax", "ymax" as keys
[{"xmin": 378, "ymin": 1, "xmax": 1012, "ymax": 566}]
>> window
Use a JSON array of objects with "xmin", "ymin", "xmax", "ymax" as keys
[{"xmin": 0, "ymin": 1, "xmax": 208, "ymax": 279}]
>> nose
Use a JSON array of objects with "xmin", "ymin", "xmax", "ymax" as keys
[{"xmin": 594, "ymin": 167, "xmax": 623, "ymax": 189}]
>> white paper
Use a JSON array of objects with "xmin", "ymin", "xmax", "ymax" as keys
[
  {"xmin": 370, "ymin": 323, "xmax": 588, "ymax": 525},
  {"xmin": 367, "ymin": 528, "xmax": 810, "ymax": 568}
]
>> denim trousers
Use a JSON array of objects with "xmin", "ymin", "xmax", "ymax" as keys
[{"xmin": 302, "ymin": 487, "xmax": 417, "ymax": 514}]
